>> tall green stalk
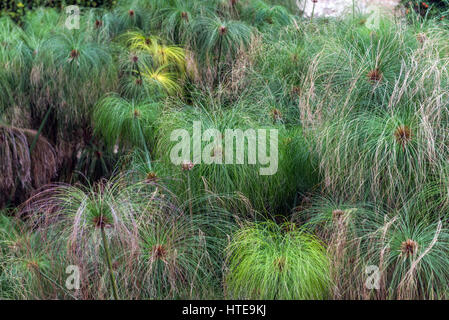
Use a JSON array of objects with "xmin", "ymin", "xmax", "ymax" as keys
[
  {"xmin": 187, "ymin": 171, "xmax": 193, "ymax": 219},
  {"xmin": 302, "ymin": 0, "xmax": 307, "ymax": 17},
  {"xmin": 137, "ymin": 120, "xmax": 152, "ymax": 170},
  {"xmin": 311, "ymin": 1, "xmax": 316, "ymax": 21},
  {"xmin": 214, "ymin": 34, "xmax": 224, "ymax": 87},
  {"xmin": 29, "ymin": 106, "xmax": 53, "ymax": 154},
  {"xmin": 133, "ymin": 59, "xmax": 143, "ymax": 82},
  {"xmin": 100, "ymin": 224, "xmax": 119, "ymax": 300},
  {"xmin": 353, "ymin": 0, "xmax": 355, "ymax": 21}
]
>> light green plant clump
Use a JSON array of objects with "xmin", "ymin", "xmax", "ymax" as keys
[{"xmin": 225, "ymin": 220, "xmax": 331, "ymax": 299}]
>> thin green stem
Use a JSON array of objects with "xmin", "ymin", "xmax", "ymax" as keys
[
  {"xmin": 101, "ymin": 226, "xmax": 119, "ymax": 300},
  {"xmin": 214, "ymin": 34, "xmax": 224, "ymax": 87},
  {"xmin": 137, "ymin": 120, "xmax": 152, "ymax": 170},
  {"xmin": 187, "ymin": 171, "xmax": 193, "ymax": 220},
  {"xmin": 37, "ymin": 269, "xmax": 78, "ymax": 300},
  {"xmin": 353, "ymin": 0, "xmax": 355, "ymax": 21},
  {"xmin": 29, "ymin": 106, "xmax": 52, "ymax": 155},
  {"xmin": 133, "ymin": 61, "xmax": 143, "ymax": 81},
  {"xmin": 311, "ymin": 2, "xmax": 316, "ymax": 21}
]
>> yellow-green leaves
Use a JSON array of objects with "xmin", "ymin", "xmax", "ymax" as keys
[{"xmin": 122, "ymin": 31, "xmax": 186, "ymax": 95}]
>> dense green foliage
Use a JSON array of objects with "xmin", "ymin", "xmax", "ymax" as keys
[
  {"xmin": 1, "ymin": 0, "xmax": 449, "ymax": 300},
  {"xmin": 402, "ymin": 0, "xmax": 449, "ymax": 19},
  {"xmin": 225, "ymin": 220, "xmax": 331, "ymax": 299},
  {"xmin": 0, "ymin": 0, "xmax": 115, "ymax": 22}
]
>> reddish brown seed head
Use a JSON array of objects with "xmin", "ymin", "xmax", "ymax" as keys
[
  {"xmin": 70, "ymin": 49, "xmax": 80, "ymax": 59},
  {"xmin": 145, "ymin": 171, "xmax": 158, "ymax": 183},
  {"xmin": 181, "ymin": 160, "xmax": 195, "ymax": 171},
  {"xmin": 93, "ymin": 215, "xmax": 110, "ymax": 228},
  {"xmin": 95, "ymin": 19, "xmax": 103, "ymax": 28},
  {"xmin": 367, "ymin": 68, "xmax": 382, "ymax": 82},
  {"xmin": 271, "ymin": 108, "xmax": 282, "ymax": 121},
  {"xmin": 131, "ymin": 55, "xmax": 139, "ymax": 63},
  {"xmin": 129, "ymin": 9, "xmax": 135, "ymax": 17},
  {"xmin": 417, "ymin": 33, "xmax": 427, "ymax": 44},
  {"xmin": 291, "ymin": 86, "xmax": 301, "ymax": 96},
  {"xmin": 27, "ymin": 260, "xmax": 40, "ymax": 271},
  {"xmin": 153, "ymin": 244, "xmax": 167, "ymax": 260},
  {"xmin": 135, "ymin": 78, "xmax": 142, "ymax": 85},
  {"xmin": 219, "ymin": 25, "xmax": 227, "ymax": 35},
  {"xmin": 332, "ymin": 209, "xmax": 345, "ymax": 220},
  {"xmin": 394, "ymin": 125, "xmax": 412, "ymax": 147},
  {"xmin": 401, "ymin": 239, "xmax": 418, "ymax": 257},
  {"xmin": 112, "ymin": 260, "xmax": 120, "ymax": 270}
]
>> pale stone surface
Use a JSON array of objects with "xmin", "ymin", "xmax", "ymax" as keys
[{"xmin": 296, "ymin": 0, "xmax": 401, "ymax": 17}]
